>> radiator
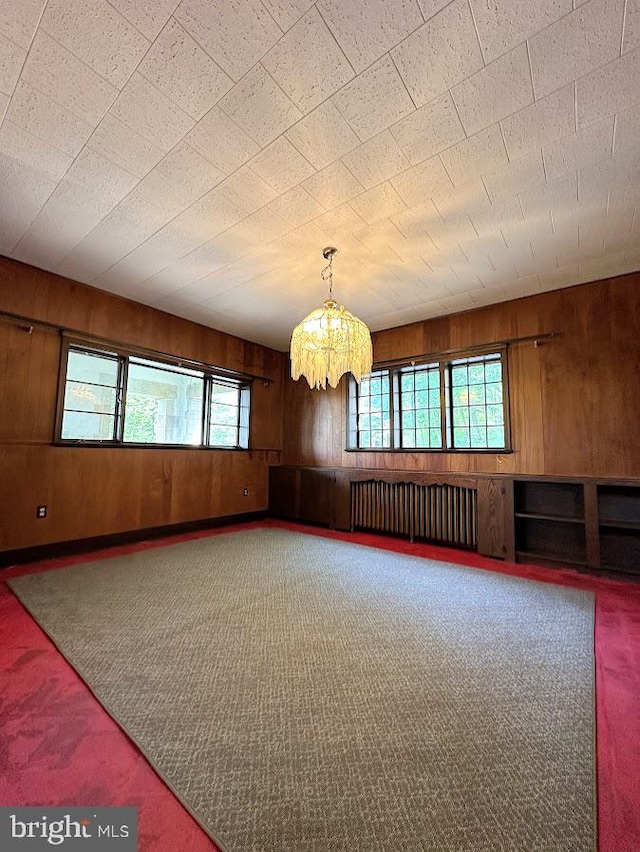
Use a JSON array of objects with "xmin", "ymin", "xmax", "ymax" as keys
[{"xmin": 350, "ymin": 480, "xmax": 478, "ymax": 549}]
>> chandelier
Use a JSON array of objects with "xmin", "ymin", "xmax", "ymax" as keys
[{"xmin": 290, "ymin": 247, "xmax": 373, "ymax": 390}]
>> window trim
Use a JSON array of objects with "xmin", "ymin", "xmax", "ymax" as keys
[
  {"xmin": 55, "ymin": 338, "xmax": 252, "ymax": 451},
  {"xmin": 345, "ymin": 345, "xmax": 512, "ymax": 454}
]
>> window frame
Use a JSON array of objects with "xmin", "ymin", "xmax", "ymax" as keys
[
  {"xmin": 345, "ymin": 346, "xmax": 512, "ymax": 454},
  {"xmin": 55, "ymin": 338, "xmax": 252, "ymax": 451}
]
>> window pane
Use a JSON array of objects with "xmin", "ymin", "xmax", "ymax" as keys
[
  {"xmin": 485, "ymin": 361, "xmax": 502, "ymax": 382},
  {"xmin": 209, "ymin": 425, "xmax": 237, "ymax": 447},
  {"xmin": 485, "ymin": 382, "xmax": 503, "ymax": 404},
  {"xmin": 402, "ymin": 429, "xmax": 416, "ymax": 448},
  {"xmin": 401, "ymin": 373, "xmax": 413, "ymax": 391},
  {"xmin": 61, "ymin": 412, "xmax": 115, "ymax": 441},
  {"xmin": 468, "ymin": 364, "xmax": 485, "ymax": 384},
  {"xmin": 430, "ymin": 428, "xmax": 442, "ymax": 446},
  {"xmin": 416, "ymin": 428, "xmax": 430, "ymax": 446},
  {"xmin": 66, "ymin": 350, "xmax": 118, "ymax": 386},
  {"xmin": 359, "ymin": 431, "xmax": 371, "ymax": 448},
  {"xmin": 64, "ymin": 381, "xmax": 117, "ymax": 415},
  {"xmin": 416, "ymin": 371, "xmax": 429, "ymax": 390},
  {"xmin": 124, "ymin": 361, "xmax": 204, "ymax": 445},
  {"xmin": 371, "ymin": 431, "xmax": 385, "ymax": 447},
  {"xmin": 470, "ymin": 426, "xmax": 488, "ymax": 448},
  {"xmin": 487, "ymin": 404, "xmax": 504, "ymax": 425},
  {"xmin": 468, "ymin": 384, "xmax": 485, "ymax": 405},
  {"xmin": 454, "ymin": 427, "xmax": 470, "ymax": 447},
  {"xmin": 402, "ymin": 410, "xmax": 415, "ymax": 429},
  {"xmin": 451, "ymin": 366, "xmax": 467, "ymax": 386},
  {"xmin": 453, "ymin": 407, "xmax": 469, "ymax": 427},
  {"xmin": 451, "ymin": 386, "xmax": 468, "ymax": 406},
  {"xmin": 487, "ymin": 426, "xmax": 505, "ymax": 447},
  {"xmin": 415, "ymin": 409, "xmax": 429, "ymax": 429}
]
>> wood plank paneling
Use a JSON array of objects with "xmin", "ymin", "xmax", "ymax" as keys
[
  {"xmin": 0, "ymin": 257, "xmax": 285, "ymax": 553},
  {"xmin": 477, "ymin": 477, "xmax": 507, "ymax": 558},
  {"xmin": 283, "ymin": 272, "xmax": 640, "ymax": 481}
]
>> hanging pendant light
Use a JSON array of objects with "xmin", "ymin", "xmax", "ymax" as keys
[{"xmin": 290, "ymin": 247, "xmax": 373, "ymax": 390}]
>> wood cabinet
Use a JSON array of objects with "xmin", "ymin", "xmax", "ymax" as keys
[{"xmin": 269, "ymin": 467, "xmax": 640, "ymax": 578}]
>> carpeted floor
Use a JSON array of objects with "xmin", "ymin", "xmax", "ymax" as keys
[{"xmin": 8, "ymin": 527, "xmax": 595, "ymax": 852}]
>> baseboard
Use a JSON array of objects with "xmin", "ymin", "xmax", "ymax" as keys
[{"xmin": 0, "ymin": 511, "xmax": 268, "ymax": 569}]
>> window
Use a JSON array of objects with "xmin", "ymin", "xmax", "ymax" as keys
[
  {"xmin": 58, "ymin": 343, "xmax": 250, "ymax": 449},
  {"xmin": 347, "ymin": 350, "xmax": 509, "ymax": 452},
  {"xmin": 351, "ymin": 370, "xmax": 391, "ymax": 448}
]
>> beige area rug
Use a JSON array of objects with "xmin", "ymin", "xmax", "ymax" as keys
[{"xmin": 8, "ymin": 528, "xmax": 596, "ymax": 852}]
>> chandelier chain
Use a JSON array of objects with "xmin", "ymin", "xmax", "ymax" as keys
[{"xmin": 321, "ymin": 252, "xmax": 334, "ymax": 300}]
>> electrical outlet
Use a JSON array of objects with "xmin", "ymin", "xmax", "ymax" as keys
[
  {"xmin": 36, "ymin": 505, "xmax": 47, "ymax": 519},
  {"xmin": 242, "ymin": 488, "xmax": 249, "ymax": 497}
]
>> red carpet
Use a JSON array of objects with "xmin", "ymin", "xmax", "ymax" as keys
[{"xmin": 1, "ymin": 519, "xmax": 639, "ymax": 852}]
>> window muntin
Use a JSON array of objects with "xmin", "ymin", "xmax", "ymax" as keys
[
  {"xmin": 349, "ymin": 351, "xmax": 508, "ymax": 452},
  {"xmin": 356, "ymin": 370, "xmax": 391, "ymax": 448},
  {"xmin": 447, "ymin": 354, "xmax": 505, "ymax": 449},
  {"xmin": 397, "ymin": 363, "xmax": 441, "ymax": 449},
  {"xmin": 61, "ymin": 349, "xmax": 120, "ymax": 441},
  {"xmin": 58, "ymin": 344, "xmax": 250, "ymax": 449},
  {"xmin": 209, "ymin": 381, "xmax": 244, "ymax": 448}
]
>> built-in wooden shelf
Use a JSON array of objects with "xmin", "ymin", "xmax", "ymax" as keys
[
  {"xmin": 515, "ymin": 512, "xmax": 585, "ymax": 524},
  {"xmin": 516, "ymin": 550, "xmax": 588, "ymax": 568}
]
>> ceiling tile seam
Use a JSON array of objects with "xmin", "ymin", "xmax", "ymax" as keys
[
  {"xmin": 1, "ymin": 113, "xmax": 80, "ymax": 165},
  {"xmin": 386, "ymin": 49, "xmax": 419, "ymax": 112},
  {"xmin": 173, "ymin": 3, "xmax": 284, "ymax": 84},
  {"xmin": 496, "ymin": 122, "xmax": 511, "ymax": 166},
  {"xmin": 466, "ymin": 0, "xmax": 487, "ymax": 66},
  {"xmin": 336, "ymin": 161, "xmax": 369, "ymax": 199},
  {"xmin": 256, "ymin": 0, "xmax": 287, "ymax": 42},
  {"xmin": 7, "ymin": 115, "xmax": 149, "ymax": 263},
  {"xmin": 447, "ymin": 86, "xmax": 469, "ymax": 143},
  {"xmin": 524, "ymin": 40, "xmax": 537, "ymax": 104},
  {"xmin": 435, "ymin": 152, "xmax": 456, "ymax": 190},
  {"xmin": 540, "ymin": 146, "xmax": 549, "ymax": 184},
  {"xmin": 313, "ymin": 4, "xmax": 358, "ymax": 78},
  {"xmin": 620, "ymin": 0, "xmax": 629, "ymax": 56},
  {"xmin": 31, "ymin": 28, "xmax": 124, "ymax": 94},
  {"xmin": 103, "ymin": 0, "xmax": 171, "ymax": 42},
  {"xmin": 0, "ymin": 40, "xmax": 29, "ymax": 115},
  {"xmin": 217, "ymin": 60, "xmax": 302, "ymax": 145},
  {"xmin": 7, "ymin": 16, "xmax": 182, "ymax": 207},
  {"xmin": 611, "ymin": 113, "xmax": 620, "ymax": 154},
  {"xmin": 135, "ymin": 17, "xmax": 233, "ymax": 122}
]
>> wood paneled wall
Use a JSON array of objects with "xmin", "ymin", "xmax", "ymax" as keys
[
  {"xmin": 0, "ymin": 257, "xmax": 286, "ymax": 553},
  {"xmin": 282, "ymin": 272, "xmax": 640, "ymax": 480}
]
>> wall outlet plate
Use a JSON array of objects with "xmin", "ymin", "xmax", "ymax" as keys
[{"xmin": 36, "ymin": 505, "xmax": 47, "ymax": 518}]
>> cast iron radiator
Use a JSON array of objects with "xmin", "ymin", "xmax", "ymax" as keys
[{"xmin": 350, "ymin": 480, "xmax": 478, "ymax": 548}]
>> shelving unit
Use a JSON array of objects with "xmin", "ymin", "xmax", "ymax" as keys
[
  {"xmin": 597, "ymin": 484, "xmax": 640, "ymax": 576},
  {"xmin": 514, "ymin": 480, "xmax": 587, "ymax": 567},
  {"xmin": 269, "ymin": 468, "xmax": 640, "ymax": 578}
]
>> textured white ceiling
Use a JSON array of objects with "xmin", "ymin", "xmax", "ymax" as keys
[{"xmin": 1, "ymin": 0, "xmax": 639, "ymax": 351}]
